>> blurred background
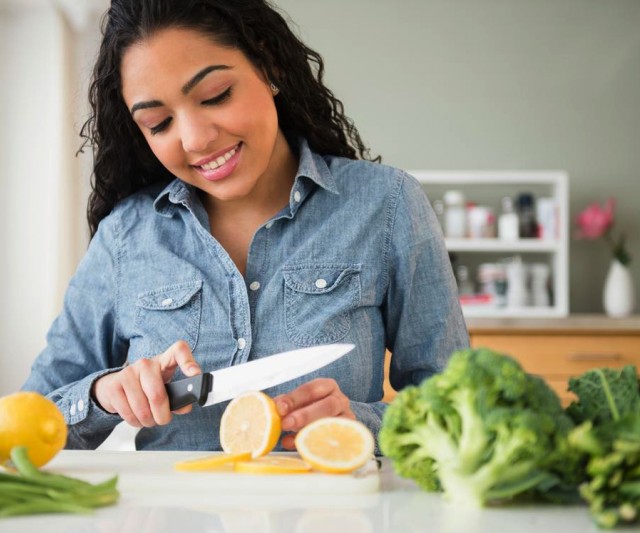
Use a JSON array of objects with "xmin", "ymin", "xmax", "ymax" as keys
[{"xmin": 0, "ymin": 0, "xmax": 638, "ymax": 395}]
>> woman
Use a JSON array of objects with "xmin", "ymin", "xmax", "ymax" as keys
[{"xmin": 22, "ymin": 0, "xmax": 468, "ymax": 451}]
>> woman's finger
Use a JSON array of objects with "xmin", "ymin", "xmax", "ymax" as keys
[
  {"xmin": 280, "ymin": 433, "xmax": 297, "ymax": 450},
  {"xmin": 275, "ymin": 378, "xmax": 338, "ymax": 417},
  {"xmin": 120, "ymin": 362, "xmax": 156, "ymax": 427},
  {"xmin": 139, "ymin": 360, "xmax": 172, "ymax": 425},
  {"xmin": 108, "ymin": 382, "xmax": 143, "ymax": 428},
  {"xmin": 280, "ymin": 392, "xmax": 346, "ymax": 432},
  {"xmin": 158, "ymin": 340, "xmax": 200, "ymax": 382}
]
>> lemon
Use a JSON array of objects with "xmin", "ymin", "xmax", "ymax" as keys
[
  {"xmin": 174, "ymin": 451, "xmax": 252, "ymax": 472},
  {"xmin": 294, "ymin": 417, "xmax": 374, "ymax": 474},
  {"xmin": 234, "ymin": 455, "xmax": 312, "ymax": 474},
  {"xmin": 219, "ymin": 391, "xmax": 281, "ymax": 458},
  {"xmin": 0, "ymin": 392, "xmax": 67, "ymax": 467}
]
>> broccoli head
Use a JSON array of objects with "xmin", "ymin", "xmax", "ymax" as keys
[{"xmin": 379, "ymin": 347, "xmax": 579, "ymax": 507}]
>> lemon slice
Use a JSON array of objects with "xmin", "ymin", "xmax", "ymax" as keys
[
  {"xmin": 174, "ymin": 451, "xmax": 252, "ymax": 471},
  {"xmin": 294, "ymin": 417, "xmax": 375, "ymax": 474},
  {"xmin": 234, "ymin": 456, "xmax": 312, "ymax": 474},
  {"xmin": 219, "ymin": 391, "xmax": 281, "ymax": 458}
]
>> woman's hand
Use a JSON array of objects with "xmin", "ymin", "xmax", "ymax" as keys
[
  {"xmin": 91, "ymin": 340, "xmax": 201, "ymax": 427},
  {"xmin": 273, "ymin": 378, "xmax": 355, "ymax": 450}
]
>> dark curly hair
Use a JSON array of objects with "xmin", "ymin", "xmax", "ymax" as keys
[{"xmin": 80, "ymin": 0, "xmax": 379, "ymax": 236}]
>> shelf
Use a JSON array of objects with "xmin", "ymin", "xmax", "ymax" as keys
[
  {"xmin": 445, "ymin": 238, "xmax": 560, "ymax": 253},
  {"xmin": 461, "ymin": 306, "xmax": 567, "ymax": 319},
  {"xmin": 408, "ymin": 170, "xmax": 570, "ymax": 318},
  {"xmin": 409, "ymin": 170, "xmax": 567, "ymax": 185}
]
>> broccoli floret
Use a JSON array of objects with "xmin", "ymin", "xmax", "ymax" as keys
[{"xmin": 380, "ymin": 347, "xmax": 579, "ymax": 507}]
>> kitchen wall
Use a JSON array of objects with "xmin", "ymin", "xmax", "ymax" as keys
[
  {"xmin": 273, "ymin": 0, "xmax": 640, "ymax": 314},
  {"xmin": 0, "ymin": 0, "xmax": 638, "ymax": 395}
]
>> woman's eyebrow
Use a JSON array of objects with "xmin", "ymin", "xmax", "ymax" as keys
[
  {"xmin": 181, "ymin": 64, "xmax": 231, "ymax": 94},
  {"xmin": 130, "ymin": 64, "xmax": 231, "ymax": 115}
]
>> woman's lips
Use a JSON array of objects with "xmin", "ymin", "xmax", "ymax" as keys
[{"xmin": 192, "ymin": 142, "xmax": 242, "ymax": 182}]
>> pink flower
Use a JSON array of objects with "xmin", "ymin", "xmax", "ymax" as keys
[
  {"xmin": 576, "ymin": 199, "xmax": 615, "ymax": 239},
  {"xmin": 574, "ymin": 198, "xmax": 631, "ymax": 266}
]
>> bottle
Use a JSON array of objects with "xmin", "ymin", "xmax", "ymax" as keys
[
  {"xmin": 530, "ymin": 263, "xmax": 551, "ymax": 307},
  {"xmin": 536, "ymin": 198, "xmax": 556, "ymax": 240},
  {"xmin": 443, "ymin": 190, "xmax": 466, "ymax": 239},
  {"xmin": 506, "ymin": 256, "xmax": 528, "ymax": 308},
  {"xmin": 494, "ymin": 263, "xmax": 508, "ymax": 308},
  {"xmin": 456, "ymin": 265, "xmax": 474, "ymax": 296},
  {"xmin": 516, "ymin": 193, "xmax": 537, "ymax": 238},
  {"xmin": 498, "ymin": 196, "xmax": 519, "ymax": 241},
  {"xmin": 432, "ymin": 199, "xmax": 445, "ymax": 232}
]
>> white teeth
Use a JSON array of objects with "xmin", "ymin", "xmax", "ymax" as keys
[{"xmin": 200, "ymin": 145, "xmax": 238, "ymax": 170}]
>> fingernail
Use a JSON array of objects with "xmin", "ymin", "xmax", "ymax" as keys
[
  {"xmin": 186, "ymin": 364, "xmax": 199, "ymax": 376},
  {"xmin": 281, "ymin": 416, "xmax": 294, "ymax": 431},
  {"xmin": 276, "ymin": 400, "xmax": 289, "ymax": 416}
]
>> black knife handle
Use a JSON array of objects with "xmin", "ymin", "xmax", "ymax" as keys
[{"xmin": 166, "ymin": 373, "xmax": 213, "ymax": 411}]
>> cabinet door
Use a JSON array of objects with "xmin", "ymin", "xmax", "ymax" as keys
[{"xmin": 471, "ymin": 334, "xmax": 640, "ymax": 405}]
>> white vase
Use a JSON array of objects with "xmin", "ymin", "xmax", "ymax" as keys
[{"xmin": 603, "ymin": 259, "xmax": 636, "ymax": 317}]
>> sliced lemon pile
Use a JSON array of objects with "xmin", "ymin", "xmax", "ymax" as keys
[
  {"xmin": 294, "ymin": 417, "xmax": 375, "ymax": 474},
  {"xmin": 219, "ymin": 391, "xmax": 281, "ymax": 458},
  {"xmin": 174, "ymin": 393, "xmax": 375, "ymax": 475},
  {"xmin": 234, "ymin": 456, "xmax": 312, "ymax": 474},
  {"xmin": 174, "ymin": 451, "xmax": 252, "ymax": 472},
  {"xmin": 0, "ymin": 391, "xmax": 67, "ymax": 467}
]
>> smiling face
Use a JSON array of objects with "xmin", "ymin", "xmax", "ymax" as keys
[{"xmin": 121, "ymin": 27, "xmax": 295, "ymax": 209}]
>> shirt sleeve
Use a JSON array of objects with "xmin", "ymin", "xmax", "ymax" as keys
[
  {"xmin": 21, "ymin": 213, "xmax": 127, "ymax": 449},
  {"xmin": 383, "ymin": 171, "xmax": 470, "ymax": 392}
]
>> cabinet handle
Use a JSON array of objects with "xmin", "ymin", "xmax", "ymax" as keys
[{"xmin": 567, "ymin": 353, "xmax": 622, "ymax": 361}]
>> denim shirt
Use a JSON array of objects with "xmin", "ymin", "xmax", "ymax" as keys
[{"xmin": 22, "ymin": 138, "xmax": 469, "ymax": 452}]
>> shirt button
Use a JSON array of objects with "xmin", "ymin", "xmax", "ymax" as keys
[
  {"xmin": 249, "ymin": 281, "xmax": 261, "ymax": 291},
  {"xmin": 315, "ymin": 278, "xmax": 328, "ymax": 289},
  {"xmin": 77, "ymin": 399, "xmax": 84, "ymax": 412},
  {"xmin": 70, "ymin": 403, "xmax": 76, "ymax": 416},
  {"xmin": 293, "ymin": 191, "xmax": 301, "ymax": 202},
  {"xmin": 266, "ymin": 221, "xmax": 274, "ymax": 229},
  {"xmin": 237, "ymin": 338, "xmax": 247, "ymax": 350},
  {"xmin": 161, "ymin": 298, "xmax": 173, "ymax": 307}
]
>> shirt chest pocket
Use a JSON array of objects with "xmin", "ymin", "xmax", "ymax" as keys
[
  {"xmin": 283, "ymin": 264, "xmax": 361, "ymax": 347},
  {"xmin": 132, "ymin": 280, "xmax": 203, "ymax": 358}
]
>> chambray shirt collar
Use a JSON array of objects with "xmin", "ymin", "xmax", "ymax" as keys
[
  {"xmin": 153, "ymin": 179, "xmax": 194, "ymax": 217},
  {"xmin": 287, "ymin": 137, "xmax": 339, "ymax": 217},
  {"xmin": 153, "ymin": 137, "xmax": 339, "ymax": 217}
]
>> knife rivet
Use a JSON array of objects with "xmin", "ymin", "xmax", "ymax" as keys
[{"xmin": 187, "ymin": 384, "xmax": 193, "ymax": 392}]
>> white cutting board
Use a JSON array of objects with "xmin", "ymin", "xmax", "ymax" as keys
[{"xmin": 46, "ymin": 450, "xmax": 380, "ymax": 504}]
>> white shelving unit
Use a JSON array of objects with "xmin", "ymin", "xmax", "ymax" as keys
[{"xmin": 409, "ymin": 171, "xmax": 569, "ymax": 318}]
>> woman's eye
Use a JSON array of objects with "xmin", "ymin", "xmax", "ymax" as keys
[
  {"xmin": 150, "ymin": 117, "xmax": 171, "ymax": 136},
  {"xmin": 202, "ymin": 87, "xmax": 232, "ymax": 106}
]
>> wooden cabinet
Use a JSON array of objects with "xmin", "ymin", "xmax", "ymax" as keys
[
  {"xmin": 468, "ymin": 315, "xmax": 640, "ymax": 405},
  {"xmin": 383, "ymin": 315, "xmax": 640, "ymax": 405}
]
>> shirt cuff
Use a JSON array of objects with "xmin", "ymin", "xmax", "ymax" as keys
[
  {"xmin": 57, "ymin": 367, "xmax": 123, "ymax": 429},
  {"xmin": 350, "ymin": 400, "xmax": 388, "ymax": 456}
]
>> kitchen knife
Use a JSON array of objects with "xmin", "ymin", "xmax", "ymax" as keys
[
  {"xmin": 166, "ymin": 342, "xmax": 354, "ymax": 411},
  {"xmin": 97, "ymin": 343, "xmax": 354, "ymax": 452}
]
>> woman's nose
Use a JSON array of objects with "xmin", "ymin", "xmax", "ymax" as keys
[{"xmin": 180, "ymin": 116, "xmax": 218, "ymax": 153}]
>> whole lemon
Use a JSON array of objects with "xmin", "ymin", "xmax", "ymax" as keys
[{"xmin": 0, "ymin": 391, "xmax": 67, "ymax": 467}]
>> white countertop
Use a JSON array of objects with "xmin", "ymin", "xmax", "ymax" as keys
[{"xmin": 2, "ymin": 450, "xmax": 602, "ymax": 533}]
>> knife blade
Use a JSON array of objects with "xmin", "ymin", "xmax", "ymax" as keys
[{"xmin": 165, "ymin": 343, "xmax": 354, "ymax": 411}]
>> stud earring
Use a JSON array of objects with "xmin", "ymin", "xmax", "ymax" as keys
[{"xmin": 269, "ymin": 82, "xmax": 280, "ymax": 95}]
